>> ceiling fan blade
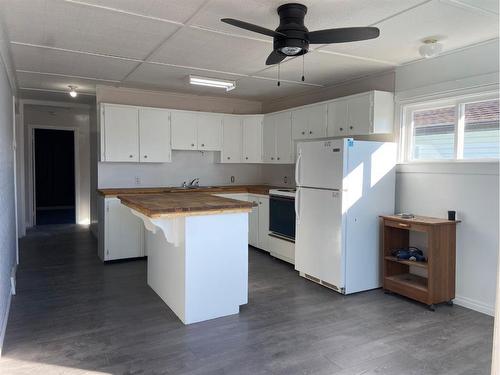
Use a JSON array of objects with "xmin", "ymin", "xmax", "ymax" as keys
[
  {"xmin": 266, "ymin": 50, "xmax": 286, "ymax": 65},
  {"xmin": 221, "ymin": 18, "xmax": 286, "ymax": 38},
  {"xmin": 308, "ymin": 27, "xmax": 380, "ymax": 44}
]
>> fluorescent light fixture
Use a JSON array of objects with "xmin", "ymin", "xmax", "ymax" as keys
[
  {"xmin": 189, "ymin": 75, "xmax": 236, "ymax": 92},
  {"xmin": 68, "ymin": 85, "xmax": 78, "ymax": 98}
]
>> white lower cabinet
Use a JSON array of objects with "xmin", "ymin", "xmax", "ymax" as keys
[{"xmin": 98, "ymin": 197, "xmax": 144, "ymax": 261}]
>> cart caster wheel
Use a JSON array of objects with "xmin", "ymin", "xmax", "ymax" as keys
[
  {"xmin": 446, "ymin": 300, "xmax": 454, "ymax": 306},
  {"xmin": 428, "ymin": 304, "xmax": 436, "ymax": 311}
]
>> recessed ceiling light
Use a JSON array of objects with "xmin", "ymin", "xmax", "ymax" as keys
[
  {"xmin": 189, "ymin": 75, "xmax": 236, "ymax": 92},
  {"xmin": 419, "ymin": 39, "xmax": 443, "ymax": 59},
  {"xmin": 68, "ymin": 85, "xmax": 78, "ymax": 98}
]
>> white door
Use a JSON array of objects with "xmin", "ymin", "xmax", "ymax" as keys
[
  {"xmin": 105, "ymin": 198, "xmax": 143, "ymax": 260},
  {"xmin": 198, "ymin": 113, "xmax": 222, "ymax": 151},
  {"xmin": 103, "ymin": 104, "xmax": 139, "ymax": 162},
  {"xmin": 262, "ymin": 115, "xmax": 276, "ymax": 163},
  {"xmin": 221, "ymin": 116, "xmax": 242, "ymax": 163},
  {"xmin": 347, "ymin": 93, "xmax": 372, "ymax": 136},
  {"xmin": 296, "ymin": 139, "xmax": 345, "ymax": 189},
  {"xmin": 171, "ymin": 111, "xmax": 198, "ymax": 150},
  {"xmin": 327, "ymin": 99, "xmax": 348, "ymax": 137},
  {"xmin": 257, "ymin": 196, "xmax": 269, "ymax": 251},
  {"xmin": 139, "ymin": 108, "xmax": 171, "ymax": 163},
  {"xmin": 248, "ymin": 196, "xmax": 259, "ymax": 247},
  {"xmin": 295, "ymin": 187, "xmax": 344, "ymax": 288},
  {"xmin": 242, "ymin": 116, "xmax": 262, "ymax": 163},
  {"xmin": 275, "ymin": 111, "xmax": 293, "ymax": 163},
  {"xmin": 306, "ymin": 104, "xmax": 327, "ymax": 139}
]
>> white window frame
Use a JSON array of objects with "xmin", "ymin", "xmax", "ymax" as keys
[{"xmin": 400, "ymin": 91, "xmax": 499, "ymax": 163}]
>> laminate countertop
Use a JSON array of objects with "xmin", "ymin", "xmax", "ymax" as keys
[
  {"xmin": 118, "ymin": 192, "xmax": 256, "ymax": 218},
  {"xmin": 98, "ymin": 185, "xmax": 280, "ymax": 197}
]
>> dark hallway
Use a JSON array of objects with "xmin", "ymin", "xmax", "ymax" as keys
[{"xmin": 34, "ymin": 128, "xmax": 76, "ymax": 225}]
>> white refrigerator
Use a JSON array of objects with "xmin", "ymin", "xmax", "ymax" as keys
[{"xmin": 295, "ymin": 138, "xmax": 396, "ymax": 294}]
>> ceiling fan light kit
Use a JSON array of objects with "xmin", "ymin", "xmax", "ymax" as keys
[{"xmin": 221, "ymin": 3, "xmax": 380, "ymax": 86}]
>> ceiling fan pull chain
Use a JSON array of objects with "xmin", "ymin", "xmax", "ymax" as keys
[
  {"xmin": 302, "ymin": 54, "xmax": 305, "ymax": 82},
  {"xmin": 277, "ymin": 63, "xmax": 281, "ymax": 87}
]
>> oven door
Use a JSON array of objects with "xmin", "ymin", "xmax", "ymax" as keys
[{"xmin": 269, "ymin": 195, "xmax": 296, "ymax": 241}]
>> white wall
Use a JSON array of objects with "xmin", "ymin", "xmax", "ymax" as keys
[
  {"xmin": 0, "ymin": 47, "xmax": 16, "ymax": 353},
  {"xmin": 395, "ymin": 39, "xmax": 500, "ymax": 315},
  {"xmin": 23, "ymin": 104, "xmax": 91, "ymax": 225},
  {"xmin": 98, "ymin": 151, "xmax": 264, "ymax": 188}
]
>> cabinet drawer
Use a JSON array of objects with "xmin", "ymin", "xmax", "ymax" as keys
[{"xmin": 384, "ymin": 220, "xmax": 428, "ymax": 233}]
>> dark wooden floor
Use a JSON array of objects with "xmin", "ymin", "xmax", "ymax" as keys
[{"xmin": 0, "ymin": 225, "xmax": 493, "ymax": 375}]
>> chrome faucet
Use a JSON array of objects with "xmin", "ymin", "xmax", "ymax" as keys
[{"xmin": 188, "ymin": 178, "xmax": 200, "ymax": 187}]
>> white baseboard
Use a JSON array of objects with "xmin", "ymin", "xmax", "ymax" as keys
[
  {"xmin": 0, "ymin": 290, "xmax": 12, "ymax": 357},
  {"xmin": 455, "ymin": 295, "xmax": 495, "ymax": 316}
]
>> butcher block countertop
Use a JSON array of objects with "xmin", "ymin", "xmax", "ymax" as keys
[
  {"xmin": 118, "ymin": 192, "xmax": 256, "ymax": 218},
  {"xmin": 98, "ymin": 184, "xmax": 278, "ymax": 197}
]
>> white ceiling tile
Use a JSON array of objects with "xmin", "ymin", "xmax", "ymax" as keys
[
  {"xmin": 11, "ymin": 44, "xmax": 137, "ymax": 81},
  {"xmin": 190, "ymin": 0, "xmax": 428, "ymax": 39},
  {"xmin": 319, "ymin": 0, "xmax": 499, "ymax": 64},
  {"xmin": 442, "ymin": 0, "xmax": 499, "ymax": 15},
  {"xmin": 71, "ymin": 0, "xmax": 209, "ymax": 23},
  {"xmin": 257, "ymin": 52, "xmax": 393, "ymax": 86},
  {"xmin": 150, "ymin": 27, "xmax": 272, "ymax": 75},
  {"xmin": 17, "ymin": 70, "xmax": 99, "ymax": 94},
  {"xmin": 126, "ymin": 62, "xmax": 245, "ymax": 96},
  {"xmin": 233, "ymin": 77, "xmax": 313, "ymax": 101},
  {"xmin": 2, "ymin": 0, "xmax": 180, "ymax": 59}
]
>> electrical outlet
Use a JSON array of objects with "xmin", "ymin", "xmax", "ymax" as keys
[
  {"xmin": 134, "ymin": 176, "xmax": 141, "ymax": 186},
  {"xmin": 283, "ymin": 176, "xmax": 288, "ymax": 184},
  {"xmin": 230, "ymin": 176, "xmax": 235, "ymax": 183}
]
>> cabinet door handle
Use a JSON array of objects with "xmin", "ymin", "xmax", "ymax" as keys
[
  {"xmin": 227, "ymin": 156, "xmax": 231, "ymax": 160},
  {"xmin": 339, "ymin": 127, "xmax": 343, "ymax": 131},
  {"xmin": 129, "ymin": 154, "xmax": 133, "ymax": 158},
  {"xmin": 277, "ymin": 157, "xmax": 280, "ymax": 160},
  {"xmin": 191, "ymin": 143, "xmax": 195, "ymax": 147},
  {"xmin": 271, "ymin": 157, "xmax": 274, "ymax": 160},
  {"xmin": 309, "ymin": 131, "xmax": 313, "ymax": 134},
  {"xmin": 350, "ymin": 126, "xmax": 353, "ymax": 130},
  {"xmin": 144, "ymin": 155, "xmax": 148, "ymax": 158},
  {"xmin": 398, "ymin": 223, "xmax": 410, "ymax": 228},
  {"xmin": 245, "ymin": 157, "xmax": 249, "ymax": 160},
  {"xmin": 301, "ymin": 131, "xmax": 305, "ymax": 135},
  {"xmin": 259, "ymin": 202, "xmax": 262, "ymax": 205},
  {"xmin": 201, "ymin": 143, "xmax": 205, "ymax": 147}
]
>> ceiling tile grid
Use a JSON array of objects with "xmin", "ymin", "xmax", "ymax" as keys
[{"xmin": 0, "ymin": 0, "xmax": 497, "ymax": 100}]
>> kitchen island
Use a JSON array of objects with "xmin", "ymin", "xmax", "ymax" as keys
[{"xmin": 118, "ymin": 192, "xmax": 255, "ymax": 324}]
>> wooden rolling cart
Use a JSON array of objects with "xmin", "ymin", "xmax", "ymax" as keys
[{"xmin": 380, "ymin": 215, "xmax": 460, "ymax": 311}]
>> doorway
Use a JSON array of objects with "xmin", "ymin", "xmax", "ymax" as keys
[{"xmin": 33, "ymin": 128, "xmax": 76, "ymax": 225}]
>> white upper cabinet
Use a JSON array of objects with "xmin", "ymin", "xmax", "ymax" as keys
[
  {"xmin": 275, "ymin": 112, "xmax": 293, "ymax": 163},
  {"xmin": 242, "ymin": 115, "xmax": 263, "ymax": 163},
  {"xmin": 292, "ymin": 104, "xmax": 327, "ymax": 140},
  {"xmin": 171, "ymin": 111, "xmax": 222, "ymax": 151},
  {"xmin": 327, "ymin": 91, "xmax": 394, "ymax": 137},
  {"xmin": 197, "ymin": 113, "xmax": 222, "ymax": 151},
  {"xmin": 263, "ymin": 111, "xmax": 293, "ymax": 164},
  {"xmin": 221, "ymin": 115, "xmax": 242, "ymax": 163},
  {"xmin": 262, "ymin": 115, "xmax": 276, "ymax": 163},
  {"xmin": 139, "ymin": 108, "xmax": 171, "ymax": 163},
  {"xmin": 171, "ymin": 111, "xmax": 198, "ymax": 150},
  {"xmin": 102, "ymin": 104, "xmax": 139, "ymax": 162},
  {"xmin": 326, "ymin": 99, "xmax": 348, "ymax": 137}
]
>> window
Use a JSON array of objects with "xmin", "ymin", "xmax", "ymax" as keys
[{"xmin": 403, "ymin": 93, "xmax": 499, "ymax": 161}]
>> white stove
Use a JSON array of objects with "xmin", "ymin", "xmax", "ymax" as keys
[{"xmin": 269, "ymin": 188, "xmax": 296, "ymax": 198}]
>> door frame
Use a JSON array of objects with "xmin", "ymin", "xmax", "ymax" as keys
[{"xmin": 27, "ymin": 125, "xmax": 80, "ymax": 226}]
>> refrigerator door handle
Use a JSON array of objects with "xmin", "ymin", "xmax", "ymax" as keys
[
  {"xmin": 295, "ymin": 187, "xmax": 301, "ymax": 221},
  {"xmin": 295, "ymin": 152, "xmax": 302, "ymax": 186}
]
